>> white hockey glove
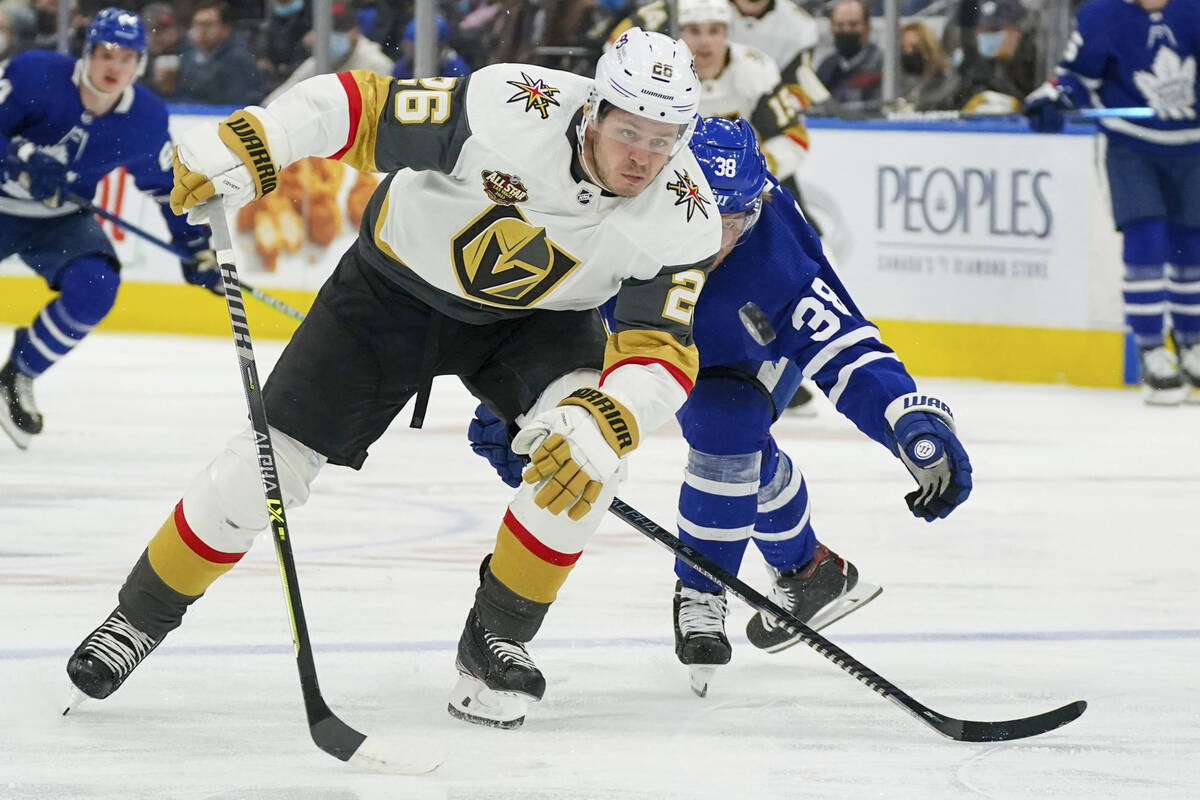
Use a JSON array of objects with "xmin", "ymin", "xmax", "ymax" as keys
[
  {"xmin": 512, "ymin": 388, "xmax": 640, "ymax": 521},
  {"xmin": 170, "ymin": 108, "xmax": 290, "ymax": 223}
]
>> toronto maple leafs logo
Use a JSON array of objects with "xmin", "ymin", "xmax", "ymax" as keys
[
  {"xmin": 665, "ymin": 169, "xmax": 711, "ymax": 222},
  {"xmin": 1133, "ymin": 47, "xmax": 1196, "ymax": 121},
  {"xmin": 506, "ymin": 72, "xmax": 561, "ymax": 119}
]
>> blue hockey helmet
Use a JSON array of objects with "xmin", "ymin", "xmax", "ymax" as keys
[
  {"xmin": 87, "ymin": 8, "xmax": 148, "ymax": 55},
  {"xmin": 690, "ymin": 117, "xmax": 768, "ymax": 218}
]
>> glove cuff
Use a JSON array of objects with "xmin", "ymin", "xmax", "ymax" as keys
[
  {"xmin": 558, "ymin": 387, "xmax": 640, "ymax": 457},
  {"xmin": 885, "ymin": 392, "xmax": 956, "ymax": 433},
  {"xmin": 216, "ymin": 108, "xmax": 289, "ymax": 200}
]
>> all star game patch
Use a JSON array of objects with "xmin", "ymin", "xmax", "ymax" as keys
[
  {"xmin": 506, "ymin": 72, "xmax": 562, "ymax": 119},
  {"xmin": 666, "ymin": 169, "xmax": 712, "ymax": 222},
  {"xmin": 482, "ymin": 170, "xmax": 530, "ymax": 205}
]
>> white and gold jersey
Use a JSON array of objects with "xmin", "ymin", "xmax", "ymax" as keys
[
  {"xmin": 700, "ymin": 43, "xmax": 809, "ymax": 180},
  {"xmin": 258, "ymin": 64, "xmax": 722, "ymax": 427}
]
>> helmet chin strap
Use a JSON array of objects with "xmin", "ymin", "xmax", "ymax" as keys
[{"xmin": 575, "ymin": 117, "xmax": 612, "ymax": 193}]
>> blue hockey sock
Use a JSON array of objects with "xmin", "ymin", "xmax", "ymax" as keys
[
  {"xmin": 1167, "ymin": 226, "xmax": 1200, "ymax": 345},
  {"xmin": 751, "ymin": 445, "xmax": 816, "ymax": 572},
  {"xmin": 674, "ymin": 447, "xmax": 760, "ymax": 594},
  {"xmin": 12, "ymin": 257, "xmax": 118, "ymax": 377},
  {"xmin": 1121, "ymin": 219, "xmax": 1168, "ymax": 349}
]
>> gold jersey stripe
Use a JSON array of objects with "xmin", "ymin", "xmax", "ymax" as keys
[
  {"xmin": 602, "ymin": 329, "xmax": 700, "ymax": 392},
  {"xmin": 333, "ymin": 69, "xmax": 395, "ymax": 174}
]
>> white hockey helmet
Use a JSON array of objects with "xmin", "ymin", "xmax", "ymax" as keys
[
  {"xmin": 582, "ymin": 27, "xmax": 701, "ymax": 157},
  {"xmin": 677, "ymin": 0, "xmax": 734, "ymax": 27}
]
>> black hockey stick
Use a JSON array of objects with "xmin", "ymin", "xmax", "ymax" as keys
[
  {"xmin": 608, "ymin": 497, "xmax": 1086, "ymax": 742},
  {"xmin": 67, "ymin": 193, "xmax": 309, "ymax": 322},
  {"xmin": 206, "ymin": 198, "xmax": 441, "ymax": 774}
]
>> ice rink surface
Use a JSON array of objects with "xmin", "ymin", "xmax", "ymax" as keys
[{"xmin": 1, "ymin": 327, "xmax": 1197, "ymax": 800}]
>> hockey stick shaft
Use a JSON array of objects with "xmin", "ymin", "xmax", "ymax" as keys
[
  {"xmin": 68, "ymin": 193, "xmax": 309, "ymax": 322},
  {"xmin": 206, "ymin": 198, "xmax": 365, "ymax": 761},
  {"xmin": 608, "ymin": 497, "xmax": 1086, "ymax": 741}
]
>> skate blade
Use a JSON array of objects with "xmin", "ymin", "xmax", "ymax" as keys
[
  {"xmin": 62, "ymin": 687, "xmax": 88, "ymax": 716},
  {"xmin": 0, "ymin": 414, "xmax": 32, "ymax": 450},
  {"xmin": 688, "ymin": 666, "xmax": 717, "ymax": 698},
  {"xmin": 756, "ymin": 581, "xmax": 883, "ymax": 654},
  {"xmin": 446, "ymin": 673, "xmax": 532, "ymax": 729}
]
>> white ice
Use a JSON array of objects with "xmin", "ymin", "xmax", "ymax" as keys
[{"xmin": 1, "ymin": 326, "xmax": 1197, "ymax": 800}]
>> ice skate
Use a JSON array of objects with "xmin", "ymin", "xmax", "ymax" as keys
[
  {"xmin": 447, "ymin": 609, "xmax": 545, "ymax": 729},
  {"xmin": 65, "ymin": 608, "xmax": 163, "ymax": 712},
  {"xmin": 673, "ymin": 581, "xmax": 731, "ymax": 698},
  {"xmin": 1139, "ymin": 346, "xmax": 1186, "ymax": 405},
  {"xmin": 0, "ymin": 356, "xmax": 43, "ymax": 449},
  {"xmin": 746, "ymin": 544, "xmax": 881, "ymax": 653},
  {"xmin": 1174, "ymin": 339, "xmax": 1200, "ymax": 404}
]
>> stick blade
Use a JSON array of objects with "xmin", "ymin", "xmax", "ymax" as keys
[
  {"xmin": 939, "ymin": 700, "xmax": 1087, "ymax": 742},
  {"xmin": 348, "ymin": 735, "xmax": 446, "ymax": 775}
]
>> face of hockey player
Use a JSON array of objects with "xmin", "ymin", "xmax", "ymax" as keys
[
  {"xmin": 87, "ymin": 43, "xmax": 141, "ymax": 94},
  {"xmin": 714, "ymin": 212, "xmax": 750, "ymax": 267},
  {"xmin": 679, "ymin": 22, "xmax": 728, "ymax": 81},
  {"xmin": 1136, "ymin": 0, "xmax": 1169, "ymax": 10},
  {"xmin": 585, "ymin": 107, "xmax": 681, "ymax": 197}
]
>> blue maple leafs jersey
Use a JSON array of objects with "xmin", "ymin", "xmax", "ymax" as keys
[
  {"xmin": 691, "ymin": 178, "xmax": 917, "ymax": 449},
  {"xmin": 1057, "ymin": 0, "xmax": 1200, "ymax": 153},
  {"xmin": 0, "ymin": 49, "xmax": 199, "ymax": 239}
]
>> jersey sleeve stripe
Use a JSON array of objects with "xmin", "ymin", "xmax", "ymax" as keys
[
  {"xmin": 827, "ymin": 350, "xmax": 899, "ymax": 408},
  {"xmin": 602, "ymin": 355, "xmax": 694, "ymax": 394},
  {"xmin": 331, "ymin": 71, "xmax": 362, "ymax": 161},
  {"xmin": 801, "ymin": 325, "xmax": 882, "ymax": 381}
]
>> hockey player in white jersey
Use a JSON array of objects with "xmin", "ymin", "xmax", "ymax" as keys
[
  {"xmin": 64, "ymin": 29, "xmax": 721, "ymax": 729},
  {"xmin": 614, "ymin": 0, "xmax": 811, "ymax": 188},
  {"xmin": 608, "ymin": 0, "xmax": 824, "ymax": 105}
]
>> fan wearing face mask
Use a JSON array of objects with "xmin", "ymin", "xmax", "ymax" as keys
[
  {"xmin": 814, "ymin": 0, "xmax": 882, "ymax": 113},
  {"xmin": 264, "ymin": 2, "xmax": 394, "ymax": 104},
  {"xmin": 951, "ymin": 0, "xmax": 1026, "ymax": 113},
  {"xmin": 175, "ymin": 1, "xmax": 262, "ymax": 105},
  {"xmin": 895, "ymin": 20, "xmax": 960, "ymax": 112}
]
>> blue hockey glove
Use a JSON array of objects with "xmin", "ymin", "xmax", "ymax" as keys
[
  {"xmin": 885, "ymin": 394, "xmax": 973, "ymax": 522},
  {"xmin": 177, "ymin": 232, "xmax": 223, "ymax": 296},
  {"xmin": 1023, "ymin": 81, "xmax": 1077, "ymax": 134},
  {"xmin": 468, "ymin": 403, "xmax": 524, "ymax": 488},
  {"xmin": 4, "ymin": 140, "xmax": 71, "ymax": 205}
]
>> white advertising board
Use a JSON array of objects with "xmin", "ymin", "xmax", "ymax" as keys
[{"xmin": 801, "ymin": 127, "xmax": 1112, "ymax": 330}]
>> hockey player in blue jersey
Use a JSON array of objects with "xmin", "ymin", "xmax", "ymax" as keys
[
  {"xmin": 1025, "ymin": 0, "xmax": 1200, "ymax": 404},
  {"xmin": 0, "ymin": 7, "xmax": 220, "ymax": 449},
  {"xmin": 469, "ymin": 117, "xmax": 973, "ymax": 696}
]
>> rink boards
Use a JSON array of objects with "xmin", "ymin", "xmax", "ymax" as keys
[{"xmin": 0, "ymin": 111, "xmax": 1129, "ymax": 387}]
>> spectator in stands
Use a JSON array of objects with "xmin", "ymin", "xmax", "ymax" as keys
[
  {"xmin": 177, "ymin": 1, "xmax": 262, "ymax": 105},
  {"xmin": 140, "ymin": 3, "xmax": 184, "ymax": 98},
  {"xmin": 0, "ymin": 1, "xmax": 35, "ymax": 60},
  {"xmin": 256, "ymin": 0, "xmax": 312, "ymax": 98},
  {"xmin": 263, "ymin": 2, "xmax": 393, "ymax": 104},
  {"xmin": 815, "ymin": 0, "xmax": 882, "ymax": 112},
  {"xmin": 896, "ymin": 20, "xmax": 958, "ymax": 112},
  {"xmin": 392, "ymin": 13, "xmax": 470, "ymax": 80},
  {"xmin": 951, "ymin": 0, "xmax": 1026, "ymax": 113}
]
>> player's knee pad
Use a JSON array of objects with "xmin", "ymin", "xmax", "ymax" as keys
[
  {"xmin": 506, "ymin": 463, "xmax": 621, "ymax": 557},
  {"xmin": 1122, "ymin": 218, "xmax": 1168, "ymax": 268},
  {"xmin": 57, "ymin": 256, "xmax": 120, "ymax": 326},
  {"xmin": 181, "ymin": 425, "xmax": 326, "ymax": 553},
  {"xmin": 678, "ymin": 376, "xmax": 772, "ymax": 455},
  {"xmin": 1168, "ymin": 225, "xmax": 1200, "ymax": 267},
  {"xmin": 517, "ymin": 368, "xmax": 602, "ymax": 425}
]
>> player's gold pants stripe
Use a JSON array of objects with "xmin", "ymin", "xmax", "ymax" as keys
[
  {"xmin": 489, "ymin": 510, "xmax": 580, "ymax": 603},
  {"xmin": 146, "ymin": 501, "xmax": 244, "ymax": 597}
]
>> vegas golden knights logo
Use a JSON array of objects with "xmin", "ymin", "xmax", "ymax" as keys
[{"xmin": 452, "ymin": 205, "xmax": 580, "ymax": 307}]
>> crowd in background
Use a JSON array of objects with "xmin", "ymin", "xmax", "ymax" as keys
[{"xmin": 0, "ymin": 0, "xmax": 1075, "ymax": 115}]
